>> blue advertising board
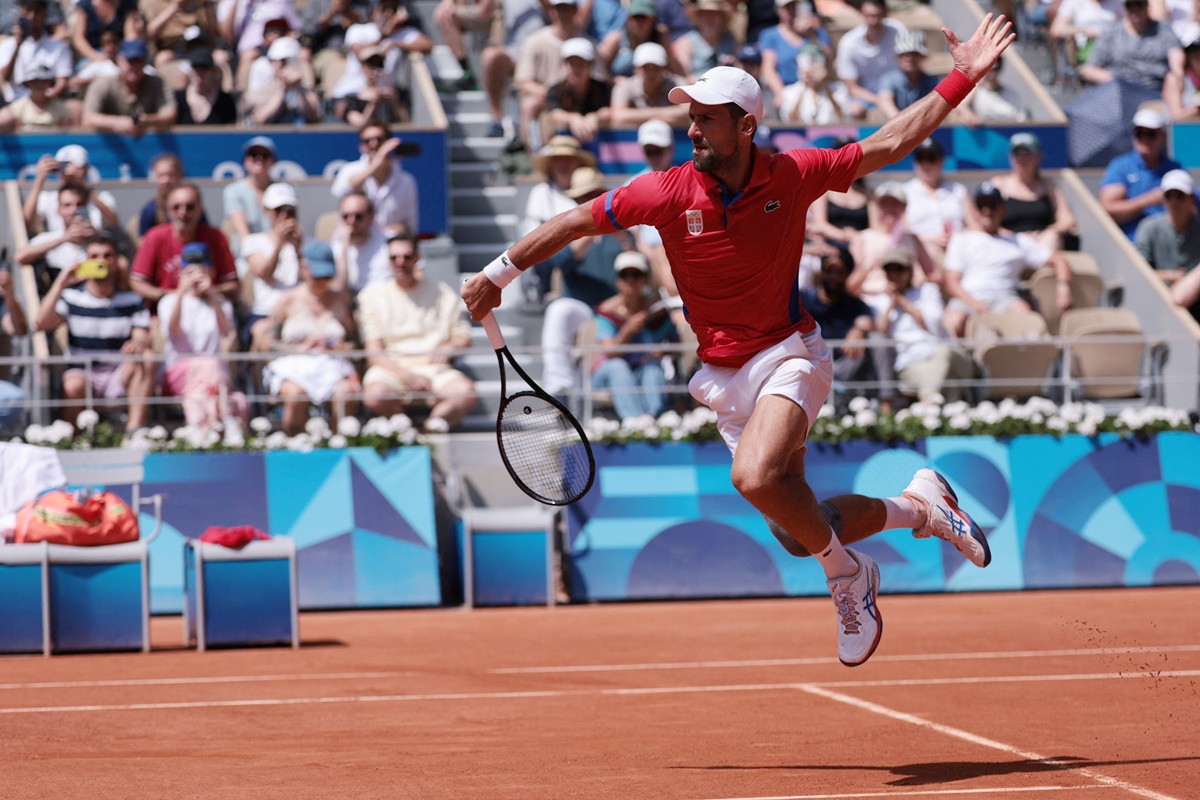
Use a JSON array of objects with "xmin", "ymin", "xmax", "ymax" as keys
[{"xmin": 0, "ymin": 128, "xmax": 449, "ymax": 235}]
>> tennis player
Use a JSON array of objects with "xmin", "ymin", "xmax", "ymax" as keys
[{"xmin": 463, "ymin": 15, "xmax": 1012, "ymax": 667}]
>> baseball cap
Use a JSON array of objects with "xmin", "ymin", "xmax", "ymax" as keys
[
  {"xmin": 894, "ymin": 29, "xmax": 928, "ymax": 55},
  {"xmin": 243, "ymin": 135, "xmax": 277, "ymax": 157},
  {"xmin": 628, "ymin": 0, "xmax": 656, "ymax": 15},
  {"xmin": 975, "ymin": 181, "xmax": 1005, "ymax": 203},
  {"xmin": 632, "ymin": 42, "xmax": 668, "ymax": 68},
  {"xmin": 565, "ymin": 166, "xmax": 607, "ymax": 200},
  {"xmin": 668, "ymin": 66, "xmax": 765, "ymax": 121},
  {"xmin": 561, "ymin": 37, "xmax": 595, "ymax": 61},
  {"xmin": 874, "ymin": 180, "xmax": 907, "ymax": 203},
  {"xmin": 881, "ymin": 245, "xmax": 914, "ymax": 269},
  {"xmin": 359, "ymin": 45, "xmax": 386, "ymax": 66},
  {"xmin": 55, "ymin": 144, "xmax": 89, "ymax": 168},
  {"xmin": 263, "ymin": 15, "xmax": 291, "ymax": 32},
  {"xmin": 914, "ymin": 137, "xmax": 944, "ymax": 160},
  {"xmin": 302, "ymin": 241, "xmax": 337, "ymax": 278},
  {"xmin": 21, "ymin": 64, "xmax": 55, "ymax": 85},
  {"xmin": 188, "ymin": 48, "xmax": 216, "ymax": 70},
  {"xmin": 551, "ymin": 0, "xmax": 579, "ymax": 6},
  {"xmin": 1132, "ymin": 107, "xmax": 1167, "ymax": 130},
  {"xmin": 267, "ymin": 36, "xmax": 300, "ymax": 62},
  {"xmin": 736, "ymin": 44, "xmax": 762, "ymax": 64},
  {"xmin": 1161, "ymin": 169, "xmax": 1195, "ymax": 194},
  {"xmin": 119, "ymin": 39, "xmax": 149, "ymax": 61},
  {"xmin": 614, "ymin": 251, "xmax": 650, "ymax": 274},
  {"xmin": 637, "ymin": 119, "xmax": 674, "ymax": 149},
  {"xmin": 1009, "ymin": 131, "xmax": 1041, "ymax": 153},
  {"xmin": 262, "ymin": 182, "xmax": 299, "ymax": 210},
  {"xmin": 182, "ymin": 242, "xmax": 211, "ymax": 265}
]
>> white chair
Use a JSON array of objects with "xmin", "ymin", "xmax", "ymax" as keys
[{"xmin": 183, "ymin": 537, "xmax": 299, "ymax": 651}]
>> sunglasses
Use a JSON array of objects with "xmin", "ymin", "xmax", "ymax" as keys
[
  {"xmin": 171, "ymin": 202, "xmax": 198, "ymax": 212},
  {"xmin": 914, "ymin": 152, "xmax": 941, "ymax": 163},
  {"xmin": 1134, "ymin": 127, "xmax": 1160, "ymax": 140},
  {"xmin": 341, "ymin": 211, "xmax": 369, "ymax": 221},
  {"xmin": 976, "ymin": 200, "xmax": 1000, "ymax": 210},
  {"xmin": 390, "ymin": 251, "xmax": 418, "ymax": 262},
  {"xmin": 361, "ymin": 135, "xmax": 387, "ymax": 146},
  {"xmin": 643, "ymin": 146, "xmax": 669, "ymax": 157},
  {"xmin": 617, "ymin": 269, "xmax": 647, "ymax": 280},
  {"xmin": 882, "ymin": 264, "xmax": 911, "ymax": 273},
  {"xmin": 246, "ymin": 150, "xmax": 273, "ymax": 160},
  {"xmin": 1164, "ymin": 191, "xmax": 1191, "ymax": 201},
  {"xmin": 275, "ymin": 206, "xmax": 297, "ymax": 217}
]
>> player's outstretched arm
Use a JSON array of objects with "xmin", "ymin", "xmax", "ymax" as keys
[
  {"xmin": 854, "ymin": 13, "xmax": 1014, "ymax": 179},
  {"xmin": 461, "ymin": 204, "xmax": 603, "ymax": 321}
]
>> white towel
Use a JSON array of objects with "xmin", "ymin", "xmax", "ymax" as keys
[{"xmin": 0, "ymin": 442, "xmax": 67, "ymax": 519}]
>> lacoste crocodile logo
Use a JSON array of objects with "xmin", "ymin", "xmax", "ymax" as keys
[{"xmin": 765, "ymin": 200, "xmax": 781, "ymax": 213}]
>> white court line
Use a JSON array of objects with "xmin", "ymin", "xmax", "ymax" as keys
[
  {"xmin": 0, "ymin": 672, "xmax": 408, "ymax": 691},
  {"xmin": 2, "ymin": 669, "xmax": 1198, "ymax": 714},
  {"xmin": 797, "ymin": 684, "xmax": 1181, "ymax": 800},
  {"xmin": 488, "ymin": 645, "xmax": 1200, "ymax": 674},
  {"xmin": 703, "ymin": 785, "xmax": 1109, "ymax": 799}
]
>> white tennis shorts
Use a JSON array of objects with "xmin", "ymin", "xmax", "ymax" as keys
[{"xmin": 688, "ymin": 327, "xmax": 833, "ymax": 456}]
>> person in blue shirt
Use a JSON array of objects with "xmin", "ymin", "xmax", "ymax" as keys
[
  {"xmin": 1100, "ymin": 106, "xmax": 1183, "ymax": 239},
  {"xmin": 877, "ymin": 30, "xmax": 940, "ymax": 120}
]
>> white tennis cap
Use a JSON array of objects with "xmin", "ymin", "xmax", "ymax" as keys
[
  {"xmin": 1161, "ymin": 169, "xmax": 1195, "ymax": 194},
  {"xmin": 268, "ymin": 36, "xmax": 300, "ymax": 61},
  {"xmin": 263, "ymin": 182, "xmax": 299, "ymax": 209},
  {"xmin": 637, "ymin": 119, "xmax": 674, "ymax": 148},
  {"xmin": 632, "ymin": 42, "xmax": 668, "ymax": 68},
  {"xmin": 55, "ymin": 144, "xmax": 90, "ymax": 167},
  {"xmin": 1132, "ymin": 107, "xmax": 1167, "ymax": 130},
  {"xmin": 668, "ymin": 66, "xmax": 764, "ymax": 120},
  {"xmin": 561, "ymin": 37, "xmax": 595, "ymax": 61}
]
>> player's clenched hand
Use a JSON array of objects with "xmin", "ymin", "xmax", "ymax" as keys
[
  {"xmin": 461, "ymin": 272, "xmax": 503, "ymax": 321},
  {"xmin": 944, "ymin": 13, "xmax": 1015, "ymax": 83}
]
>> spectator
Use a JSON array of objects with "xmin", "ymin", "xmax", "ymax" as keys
[
  {"xmin": 241, "ymin": 183, "xmax": 304, "ymax": 350},
  {"xmin": 302, "ymin": 0, "xmax": 372, "ymax": 91},
  {"xmin": 834, "ymin": 0, "xmax": 906, "ymax": 118},
  {"xmin": 1156, "ymin": 0, "xmax": 1200, "ymax": 44},
  {"xmin": 330, "ymin": 191, "xmax": 390, "ymax": 292},
  {"xmin": 989, "ymin": 132, "xmax": 1078, "ymax": 252},
  {"xmin": 808, "ymin": 139, "xmax": 870, "ymax": 248},
  {"xmin": 872, "ymin": 245, "xmax": 975, "ymax": 404},
  {"xmin": 242, "ymin": 35, "xmax": 322, "ymax": 125},
  {"xmin": 544, "ymin": 37, "xmax": 612, "ymax": 143},
  {"xmin": 138, "ymin": 153, "xmax": 187, "ymax": 236},
  {"xmin": 244, "ymin": 17, "xmax": 302, "ymax": 91},
  {"xmin": 965, "ymin": 55, "xmax": 1030, "ymax": 122},
  {"xmin": 598, "ymin": 0, "xmax": 681, "ymax": 79},
  {"xmin": 81, "ymin": 39, "xmax": 177, "ymax": 135},
  {"xmin": 877, "ymin": 30, "xmax": 940, "ymax": 120},
  {"xmin": 174, "ymin": 48, "xmax": 237, "ymax": 125},
  {"xmin": 673, "ymin": 0, "xmax": 737, "ymax": 82},
  {"xmin": 942, "ymin": 183, "xmax": 1074, "ymax": 338},
  {"xmin": 218, "ymin": 0, "xmax": 301, "ymax": 88},
  {"xmin": 1163, "ymin": 37, "xmax": 1200, "ymax": 120},
  {"xmin": 330, "ymin": 0, "xmax": 432, "ymax": 110},
  {"xmin": 140, "ymin": 0, "xmax": 218, "ymax": 71},
  {"xmin": 15, "ymin": 184, "xmax": 97, "ymax": 280},
  {"xmin": 1135, "ymin": 169, "xmax": 1200, "ymax": 288},
  {"xmin": 800, "ymin": 248, "xmax": 876, "ymax": 392},
  {"xmin": 359, "ymin": 231, "xmax": 477, "ymax": 431},
  {"xmin": 734, "ymin": 45, "xmax": 770, "ymax": 112},
  {"xmin": 0, "ymin": 63, "xmax": 79, "ymax": 131},
  {"xmin": 24, "ymin": 145, "xmax": 118, "ymax": 236},
  {"xmin": 848, "ymin": 180, "xmax": 939, "ymax": 303},
  {"xmin": 518, "ymin": 135, "xmax": 596, "ymax": 305},
  {"xmin": 586, "ymin": 0, "xmax": 628, "ymax": 44},
  {"xmin": 262, "ymin": 241, "xmax": 360, "ymax": 436},
  {"xmin": 903, "ymin": 138, "xmax": 973, "ymax": 265},
  {"xmin": 1100, "ymin": 106, "xmax": 1182, "ymax": 238},
  {"xmin": 610, "ymin": 42, "xmax": 688, "ymax": 126},
  {"xmin": 222, "ymin": 136, "xmax": 277, "ymax": 250},
  {"xmin": 479, "ymin": 0, "xmax": 548, "ymax": 138},
  {"xmin": 132, "ymin": 183, "xmax": 239, "ymax": 306},
  {"xmin": 331, "ymin": 122, "xmax": 419, "ymax": 235},
  {"xmin": 759, "ymin": 0, "xmax": 832, "ymax": 111},
  {"xmin": 69, "ymin": 27, "xmax": 122, "ymax": 95},
  {"xmin": 1168, "ymin": 248, "xmax": 1200, "ymax": 322},
  {"xmin": 0, "ymin": 0, "xmax": 72, "ymax": 103},
  {"xmin": 157, "ymin": 242, "xmax": 245, "ymax": 429},
  {"xmin": 777, "ymin": 44, "xmax": 850, "ymax": 123},
  {"xmin": 433, "ymin": 0, "xmax": 498, "ymax": 90},
  {"xmin": 0, "ymin": 268, "xmax": 29, "ymax": 429},
  {"xmin": 1049, "ymin": 0, "xmax": 1123, "ymax": 80},
  {"xmin": 0, "ymin": 0, "xmax": 64, "ymax": 39},
  {"xmin": 592, "ymin": 251, "xmax": 679, "ymax": 419},
  {"xmin": 35, "ymin": 236, "xmax": 153, "ymax": 432},
  {"xmin": 628, "ymin": 119, "xmax": 680, "ymax": 304},
  {"xmin": 336, "ymin": 44, "xmax": 408, "ymax": 126},
  {"xmin": 511, "ymin": 0, "xmax": 586, "ymax": 147},
  {"xmin": 1079, "ymin": 0, "xmax": 1183, "ymax": 88}
]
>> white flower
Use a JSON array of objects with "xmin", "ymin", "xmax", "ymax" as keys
[
  {"xmin": 621, "ymin": 414, "xmax": 656, "ymax": 434},
  {"xmin": 148, "ymin": 425, "xmax": 168, "ymax": 440},
  {"xmin": 424, "ymin": 417, "xmax": 449, "ymax": 434},
  {"xmin": 1048, "ymin": 417, "xmax": 1069, "ymax": 432},
  {"xmin": 286, "ymin": 433, "xmax": 315, "ymax": 453},
  {"xmin": 848, "ymin": 396, "xmax": 871, "ymax": 413},
  {"xmin": 362, "ymin": 417, "xmax": 391, "ymax": 437},
  {"xmin": 222, "ymin": 428, "xmax": 245, "ymax": 448},
  {"xmin": 45, "ymin": 420, "xmax": 75, "ymax": 443},
  {"xmin": 923, "ymin": 416, "xmax": 941, "ymax": 430},
  {"xmin": 895, "ymin": 409, "xmax": 912, "ymax": 424},
  {"xmin": 327, "ymin": 434, "xmax": 348, "ymax": 449},
  {"xmin": 926, "ymin": 392, "xmax": 945, "ymax": 407},
  {"xmin": 222, "ymin": 417, "xmax": 243, "ymax": 435},
  {"xmin": 265, "ymin": 431, "xmax": 290, "ymax": 450},
  {"xmin": 642, "ymin": 425, "xmax": 660, "ymax": 440},
  {"xmin": 76, "ymin": 409, "xmax": 100, "ymax": 430},
  {"xmin": 656, "ymin": 410, "xmax": 682, "ymax": 430},
  {"xmin": 305, "ymin": 417, "xmax": 331, "ymax": 439},
  {"xmin": 399, "ymin": 428, "xmax": 418, "ymax": 445},
  {"xmin": 942, "ymin": 401, "xmax": 969, "ymax": 419},
  {"xmin": 841, "ymin": 414, "xmax": 855, "ymax": 428},
  {"xmin": 337, "ymin": 416, "xmax": 361, "ymax": 437},
  {"xmin": 949, "ymin": 413, "xmax": 971, "ymax": 430},
  {"xmin": 1078, "ymin": 419, "xmax": 1098, "ymax": 437},
  {"xmin": 854, "ymin": 409, "xmax": 877, "ymax": 428},
  {"xmin": 817, "ymin": 403, "xmax": 835, "ymax": 419},
  {"xmin": 173, "ymin": 425, "xmax": 193, "ymax": 440},
  {"xmin": 388, "ymin": 414, "xmax": 413, "ymax": 435},
  {"xmin": 126, "ymin": 435, "xmax": 152, "ymax": 452},
  {"xmin": 250, "ymin": 416, "xmax": 272, "ymax": 434},
  {"xmin": 24, "ymin": 424, "xmax": 43, "ymax": 444}
]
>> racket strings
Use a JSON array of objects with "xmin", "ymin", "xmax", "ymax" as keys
[{"xmin": 498, "ymin": 396, "xmax": 591, "ymax": 504}]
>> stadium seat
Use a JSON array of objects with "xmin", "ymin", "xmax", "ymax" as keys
[
  {"xmin": 1059, "ymin": 307, "xmax": 1153, "ymax": 400},
  {"xmin": 966, "ymin": 312, "xmax": 1060, "ymax": 400},
  {"xmin": 1028, "ymin": 258, "xmax": 1107, "ymax": 334}
]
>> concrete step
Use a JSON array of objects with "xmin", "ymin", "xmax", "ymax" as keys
[
  {"xmin": 449, "ymin": 111, "xmax": 499, "ymax": 139},
  {"xmin": 450, "ymin": 213, "xmax": 518, "ymax": 245},
  {"xmin": 451, "ymin": 185, "xmax": 519, "ymax": 217},
  {"xmin": 450, "ymin": 161, "xmax": 501, "ymax": 190},
  {"xmin": 456, "ymin": 241, "xmax": 515, "ymax": 273},
  {"xmin": 439, "ymin": 89, "xmax": 490, "ymax": 115},
  {"xmin": 452, "ymin": 136, "xmax": 506, "ymax": 163}
]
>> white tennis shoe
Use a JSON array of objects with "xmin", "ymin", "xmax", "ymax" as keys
[
  {"xmin": 902, "ymin": 468, "xmax": 992, "ymax": 568},
  {"xmin": 826, "ymin": 549, "xmax": 882, "ymax": 667}
]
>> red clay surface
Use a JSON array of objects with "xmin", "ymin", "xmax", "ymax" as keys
[{"xmin": 2, "ymin": 586, "xmax": 1198, "ymax": 799}]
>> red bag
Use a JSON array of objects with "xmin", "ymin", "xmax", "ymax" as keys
[
  {"xmin": 199, "ymin": 525, "xmax": 269, "ymax": 549},
  {"xmin": 14, "ymin": 489, "xmax": 139, "ymax": 546}
]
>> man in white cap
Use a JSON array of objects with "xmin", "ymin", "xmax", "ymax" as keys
[
  {"xmin": 1135, "ymin": 169, "xmax": 1200, "ymax": 289},
  {"xmin": 24, "ymin": 144, "xmax": 118, "ymax": 236},
  {"xmin": 1100, "ymin": 107, "xmax": 1183, "ymax": 240},
  {"xmin": 465, "ymin": 14, "xmax": 1014, "ymax": 667},
  {"xmin": 544, "ymin": 37, "xmax": 612, "ymax": 143},
  {"xmin": 610, "ymin": 42, "xmax": 687, "ymax": 127},
  {"xmin": 241, "ymin": 182, "xmax": 305, "ymax": 348},
  {"xmin": 877, "ymin": 30, "xmax": 939, "ymax": 120},
  {"xmin": 241, "ymin": 35, "xmax": 322, "ymax": 125}
]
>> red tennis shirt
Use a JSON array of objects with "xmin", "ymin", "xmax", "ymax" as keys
[{"xmin": 591, "ymin": 143, "xmax": 863, "ymax": 368}]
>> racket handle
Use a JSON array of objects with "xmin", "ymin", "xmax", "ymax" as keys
[{"xmin": 480, "ymin": 312, "xmax": 507, "ymax": 350}]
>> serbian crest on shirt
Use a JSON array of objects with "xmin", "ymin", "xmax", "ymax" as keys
[{"xmin": 686, "ymin": 209, "xmax": 704, "ymax": 235}]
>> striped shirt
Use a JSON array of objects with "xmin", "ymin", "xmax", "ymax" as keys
[{"xmin": 55, "ymin": 288, "xmax": 149, "ymax": 354}]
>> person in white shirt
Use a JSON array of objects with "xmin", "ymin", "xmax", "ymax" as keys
[
  {"xmin": 902, "ymin": 137, "xmax": 972, "ymax": 265},
  {"xmin": 330, "ymin": 190, "xmax": 391, "ymax": 292},
  {"xmin": 240, "ymin": 183, "xmax": 303, "ymax": 349},
  {"xmin": 331, "ymin": 121, "xmax": 419, "ymax": 234},
  {"xmin": 329, "ymin": 0, "xmax": 432, "ymax": 102},
  {"xmin": 0, "ymin": 0, "xmax": 72, "ymax": 103},
  {"xmin": 834, "ymin": 0, "xmax": 907, "ymax": 118},
  {"xmin": 942, "ymin": 182, "xmax": 1074, "ymax": 337},
  {"xmin": 25, "ymin": 144, "xmax": 118, "ymax": 236},
  {"xmin": 518, "ymin": 134, "xmax": 595, "ymax": 305},
  {"xmin": 15, "ymin": 183, "xmax": 96, "ymax": 280}
]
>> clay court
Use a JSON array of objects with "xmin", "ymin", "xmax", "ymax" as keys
[{"xmin": 1, "ymin": 585, "xmax": 1196, "ymax": 799}]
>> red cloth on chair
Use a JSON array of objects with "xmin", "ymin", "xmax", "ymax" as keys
[{"xmin": 199, "ymin": 526, "xmax": 269, "ymax": 549}]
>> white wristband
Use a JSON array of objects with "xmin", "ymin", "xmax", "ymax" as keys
[{"xmin": 482, "ymin": 250, "xmax": 522, "ymax": 289}]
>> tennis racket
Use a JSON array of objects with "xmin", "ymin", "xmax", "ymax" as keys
[{"xmin": 480, "ymin": 313, "xmax": 595, "ymax": 506}]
